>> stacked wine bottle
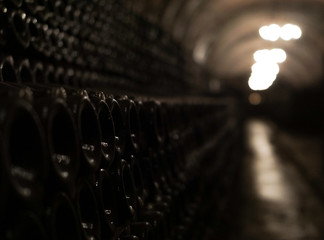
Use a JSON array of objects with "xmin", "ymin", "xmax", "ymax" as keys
[{"xmin": 0, "ymin": 0, "xmax": 242, "ymax": 239}]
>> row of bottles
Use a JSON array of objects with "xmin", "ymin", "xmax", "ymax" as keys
[
  {"xmin": 0, "ymin": 0, "xmax": 187, "ymax": 92},
  {"xmin": 0, "ymin": 73, "xmax": 241, "ymax": 239}
]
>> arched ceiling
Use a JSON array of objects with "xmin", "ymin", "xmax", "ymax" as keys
[{"xmin": 132, "ymin": 0, "xmax": 324, "ymax": 92}]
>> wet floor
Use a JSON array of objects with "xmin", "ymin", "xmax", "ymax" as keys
[{"xmin": 241, "ymin": 119, "xmax": 324, "ymax": 240}]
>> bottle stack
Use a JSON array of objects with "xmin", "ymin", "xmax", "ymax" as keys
[{"xmin": 0, "ymin": 0, "xmax": 242, "ymax": 239}]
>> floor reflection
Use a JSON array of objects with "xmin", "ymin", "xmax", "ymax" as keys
[
  {"xmin": 242, "ymin": 119, "xmax": 324, "ymax": 240},
  {"xmin": 249, "ymin": 121, "xmax": 291, "ymax": 202}
]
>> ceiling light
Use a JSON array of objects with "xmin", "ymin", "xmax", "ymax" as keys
[
  {"xmin": 270, "ymin": 48, "xmax": 286, "ymax": 63},
  {"xmin": 259, "ymin": 23, "xmax": 302, "ymax": 41},
  {"xmin": 248, "ymin": 74, "xmax": 277, "ymax": 91},
  {"xmin": 259, "ymin": 24, "xmax": 280, "ymax": 41},
  {"xmin": 251, "ymin": 62, "xmax": 280, "ymax": 76},
  {"xmin": 253, "ymin": 48, "xmax": 286, "ymax": 63},
  {"xmin": 280, "ymin": 24, "xmax": 302, "ymax": 40},
  {"xmin": 253, "ymin": 49, "xmax": 270, "ymax": 62}
]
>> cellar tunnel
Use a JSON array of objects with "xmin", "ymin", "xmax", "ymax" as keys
[{"xmin": 0, "ymin": 0, "xmax": 324, "ymax": 239}]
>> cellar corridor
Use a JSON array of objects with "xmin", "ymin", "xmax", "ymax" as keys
[
  {"xmin": 1, "ymin": 0, "xmax": 324, "ymax": 239},
  {"xmin": 240, "ymin": 119, "xmax": 324, "ymax": 240}
]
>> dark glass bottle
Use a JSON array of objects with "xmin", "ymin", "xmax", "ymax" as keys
[
  {"xmin": 48, "ymin": 193, "xmax": 82, "ymax": 240},
  {"xmin": 88, "ymin": 91, "xmax": 116, "ymax": 169},
  {"xmin": 0, "ymin": 90, "xmax": 47, "ymax": 216},
  {"xmin": 65, "ymin": 90, "xmax": 101, "ymax": 184},
  {"xmin": 76, "ymin": 181, "xmax": 101, "ymax": 240},
  {"xmin": 7, "ymin": 10, "xmax": 31, "ymax": 50},
  {"xmin": 3, "ymin": 212, "xmax": 48, "ymax": 240}
]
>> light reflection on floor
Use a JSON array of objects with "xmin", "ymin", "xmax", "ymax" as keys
[
  {"xmin": 248, "ymin": 121, "xmax": 291, "ymax": 202},
  {"xmin": 242, "ymin": 119, "xmax": 323, "ymax": 240}
]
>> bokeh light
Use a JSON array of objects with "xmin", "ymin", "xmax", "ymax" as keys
[
  {"xmin": 249, "ymin": 23, "xmax": 299, "ymax": 91},
  {"xmin": 249, "ymin": 49, "xmax": 285, "ymax": 91},
  {"xmin": 280, "ymin": 24, "xmax": 302, "ymax": 41},
  {"xmin": 259, "ymin": 24, "xmax": 302, "ymax": 41},
  {"xmin": 249, "ymin": 92, "xmax": 262, "ymax": 105},
  {"xmin": 253, "ymin": 49, "xmax": 286, "ymax": 64}
]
